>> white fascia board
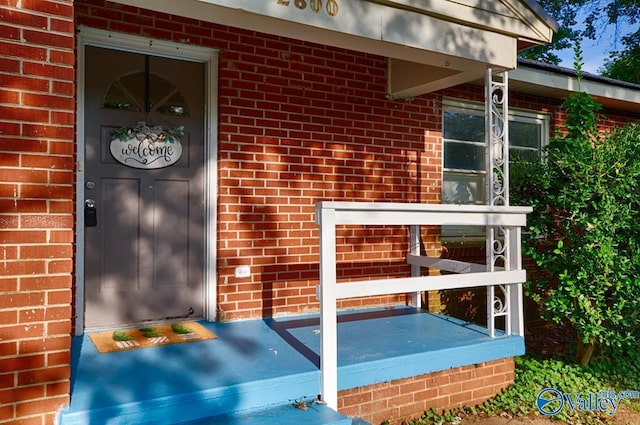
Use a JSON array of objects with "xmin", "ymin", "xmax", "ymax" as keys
[
  {"xmin": 512, "ymin": 65, "xmax": 640, "ymax": 109},
  {"xmin": 110, "ymin": 0, "xmax": 517, "ymax": 69},
  {"xmin": 511, "ymin": 66, "xmax": 580, "ymax": 93}
]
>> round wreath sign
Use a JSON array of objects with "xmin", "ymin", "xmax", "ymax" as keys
[{"xmin": 110, "ymin": 122, "xmax": 184, "ymax": 169}]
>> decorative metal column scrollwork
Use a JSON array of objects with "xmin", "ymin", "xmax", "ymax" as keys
[
  {"xmin": 485, "ymin": 69, "xmax": 511, "ymax": 337},
  {"xmin": 486, "ymin": 69, "xmax": 509, "ymax": 208}
]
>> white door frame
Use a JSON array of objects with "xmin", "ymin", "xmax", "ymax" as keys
[{"xmin": 75, "ymin": 26, "xmax": 218, "ymax": 334}]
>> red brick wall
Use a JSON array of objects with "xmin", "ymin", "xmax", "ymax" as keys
[
  {"xmin": 1, "ymin": 1, "xmax": 637, "ymax": 424},
  {"xmin": 74, "ymin": 2, "xmax": 640, "ymax": 324},
  {"xmin": 215, "ymin": 38, "xmax": 442, "ymax": 319},
  {"xmin": 75, "ymin": 1, "xmax": 444, "ymax": 321},
  {"xmin": 0, "ymin": 1, "xmax": 75, "ymax": 423},
  {"xmin": 339, "ymin": 357, "xmax": 515, "ymax": 425}
]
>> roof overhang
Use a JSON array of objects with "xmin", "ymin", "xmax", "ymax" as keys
[
  {"xmin": 107, "ymin": 0, "xmax": 556, "ymax": 97},
  {"xmin": 511, "ymin": 60, "xmax": 640, "ymax": 113}
]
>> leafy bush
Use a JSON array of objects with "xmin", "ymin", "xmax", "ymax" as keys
[
  {"xmin": 480, "ymin": 357, "xmax": 606, "ymax": 422},
  {"xmin": 511, "ymin": 48, "xmax": 640, "ymax": 365}
]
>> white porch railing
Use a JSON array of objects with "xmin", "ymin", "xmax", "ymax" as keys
[{"xmin": 315, "ymin": 201, "xmax": 532, "ymax": 409}]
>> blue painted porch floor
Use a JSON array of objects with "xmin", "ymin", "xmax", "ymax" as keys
[{"xmin": 59, "ymin": 307, "xmax": 524, "ymax": 425}]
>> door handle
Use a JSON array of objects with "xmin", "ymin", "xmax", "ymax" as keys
[{"xmin": 85, "ymin": 199, "xmax": 97, "ymax": 227}]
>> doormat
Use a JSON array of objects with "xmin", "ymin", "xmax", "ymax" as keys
[{"xmin": 88, "ymin": 322, "xmax": 217, "ymax": 353}]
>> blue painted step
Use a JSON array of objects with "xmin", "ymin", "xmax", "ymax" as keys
[{"xmin": 174, "ymin": 402, "xmax": 356, "ymax": 425}]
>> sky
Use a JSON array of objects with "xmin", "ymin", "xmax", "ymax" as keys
[
  {"xmin": 555, "ymin": 28, "xmax": 622, "ymax": 74},
  {"xmin": 554, "ymin": 7, "xmax": 638, "ymax": 75},
  {"xmin": 556, "ymin": 41, "xmax": 611, "ymax": 74}
]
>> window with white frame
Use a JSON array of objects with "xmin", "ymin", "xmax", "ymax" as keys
[{"xmin": 442, "ymin": 98, "xmax": 549, "ymax": 239}]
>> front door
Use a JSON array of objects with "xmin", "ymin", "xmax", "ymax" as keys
[{"xmin": 84, "ymin": 46, "xmax": 205, "ymax": 329}]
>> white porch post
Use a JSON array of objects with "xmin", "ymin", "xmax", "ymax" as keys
[
  {"xmin": 485, "ymin": 68, "xmax": 509, "ymax": 207},
  {"xmin": 409, "ymin": 225, "xmax": 422, "ymax": 308},
  {"xmin": 508, "ymin": 226, "xmax": 525, "ymax": 335},
  {"xmin": 485, "ymin": 68, "xmax": 518, "ymax": 337},
  {"xmin": 317, "ymin": 205, "xmax": 338, "ymax": 409}
]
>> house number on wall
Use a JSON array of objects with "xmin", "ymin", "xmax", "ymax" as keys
[{"xmin": 277, "ymin": 0, "xmax": 339, "ymax": 17}]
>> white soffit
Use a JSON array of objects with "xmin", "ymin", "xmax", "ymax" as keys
[
  {"xmin": 108, "ymin": 0, "xmax": 555, "ymax": 96},
  {"xmin": 378, "ymin": 0, "xmax": 554, "ymax": 46}
]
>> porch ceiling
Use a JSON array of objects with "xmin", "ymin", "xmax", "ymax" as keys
[{"xmin": 109, "ymin": 0, "xmax": 555, "ymax": 97}]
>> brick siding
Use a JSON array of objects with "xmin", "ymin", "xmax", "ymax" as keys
[
  {"xmin": 339, "ymin": 357, "xmax": 515, "ymax": 425},
  {"xmin": 0, "ymin": 1, "xmax": 75, "ymax": 423},
  {"xmin": 76, "ymin": 0, "xmax": 444, "ymax": 321},
  {"xmin": 2, "ymin": 0, "xmax": 639, "ymax": 423},
  {"xmin": 74, "ymin": 0, "xmax": 640, "ymax": 323}
]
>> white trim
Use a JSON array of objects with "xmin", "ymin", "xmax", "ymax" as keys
[
  {"xmin": 512, "ymin": 65, "xmax": 640, "ymax": 112},
  {"xmin": 75, "ymin": 32, "xmax": 87, "ymax": 335},
  {"xmin": 443, "ymin": 97, "xmax": 551, "ymax": 127},
  {"xmin": 78, "ymin": 26, "xmax": 216, "ymax": 62},
  {"xmin": 315, "ymin": 201, "xmax": 530, "ymax": 408},
  {"xmin": 109, "ymin": 0, "xmax": 525, "ymax": 68},
  {"xmin": 442, "ymin": 97, "xmax": 550, "ymax": 172},
  {"xmin": 75, "ymin": 26, "xmax": 219, "ymax": 335},
  {"xmin": 333, "ymin": 270, "xmax": 526, "ymax": 299}
]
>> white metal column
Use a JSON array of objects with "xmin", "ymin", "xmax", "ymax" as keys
[
  {"xmin": 485, "ymin": 69, "xmax": 516, "ymax": 337},
  {"xmin": 485, "ymin": 69, "xmax": 509, "ymax": 208}
]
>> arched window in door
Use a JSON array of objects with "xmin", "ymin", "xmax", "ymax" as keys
[{"xmin": 102, "ymin": 59, "xmax": 189, "ymax": 117}]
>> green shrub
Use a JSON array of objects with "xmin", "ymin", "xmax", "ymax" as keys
[
  {"xmin": 511, "ymin": 48, "xmax": 640, "ymax": 365},
  {"xmin": 480, "ymin": 357, "xmax": 607, "ymax": 422}
]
